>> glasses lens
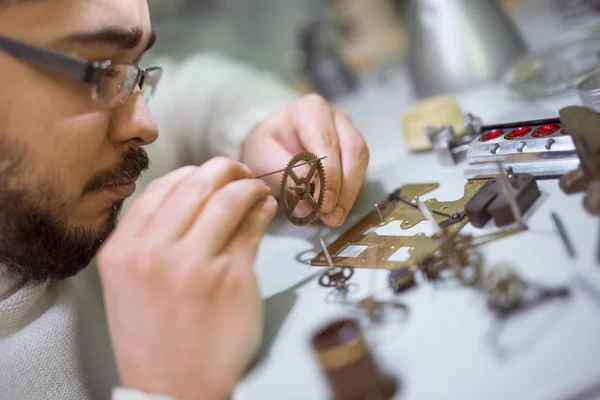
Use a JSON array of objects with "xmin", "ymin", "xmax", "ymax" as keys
[
  {"xmin": 140, "ymin": 68, "xmax": 163, "ymax": 103},
  {"xmin": 96, "ymin": 64, "xmax": 140, "ymax": 107}
]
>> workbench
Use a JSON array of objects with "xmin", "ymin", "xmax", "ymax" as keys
[{"xmin": 234, "ymin": 3, "xmax": 600, "ymax": 399}]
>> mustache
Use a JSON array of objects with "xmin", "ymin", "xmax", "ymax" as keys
[{"xmin": 83, "ymin": 148, "xmax": 150, "ymax": 193}]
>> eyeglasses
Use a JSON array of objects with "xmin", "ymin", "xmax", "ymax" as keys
[{"xmin": 0, "ymin": 34, "xmax": 163, "ymax": 108}]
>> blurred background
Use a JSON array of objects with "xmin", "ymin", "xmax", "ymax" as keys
[{"xmin": 146, "ymin": 0, "xmax": 600, "ymax": 101}]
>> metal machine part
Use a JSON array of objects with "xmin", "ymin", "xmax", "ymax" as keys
[
  {"xmin": 319, "ymin": 267, "xmax": 355, "ymax": 293},
  {"xmin": 281, "ymin": 151, "xmax": 327, "ymax": 226},
  {"xmin": 483, "ymin": 266, "xmax": 526, "ymax": 312},
  {"xmin": 416, "ymin": 232, "xmax": 484, "ymax": 287},
  {"xmin": 439, "ymin": 211, "xmax": 468, "ymax": 228},
  {"xmin": 414, "ymin": 175, "xmax": 528, "ymax": 289},
  {"xmin": 464, "ymin": 169, "xmax": 540, "ymax": 228},
  {"xmin": 388, "ymin": 267, "xmax": 416, "ymax": 293},
  {"xmin": 464, "ymin": 117, "xmax": 579, "ymax": 179},
  {"xmin": 318, "ymin": 238, "xmax": 356, "ymax": 295},
  {"xmin": 426, "ymin": 113, "xmax": 483, "ymax": 165},
  {"xmin": 558, "ymin": 106, "xmax": 600, "ymax": 214},
  {"xmin": 550, "ymin": 211, "xmax": 577, "ymax": 258},
  {"xmin": 310, "ymin": 181, "xmax": 487, "ymax": 270},
  {"xmin": 483, "ymin": 266, "xmax": 570, "ymax": 314},
  {"xmin": 420, "ymin": 253, "xmax": 447, "ymax": 282},
  {"xmin": 311, "ymin": 318, "xmax": 398, "ymax": 400}
]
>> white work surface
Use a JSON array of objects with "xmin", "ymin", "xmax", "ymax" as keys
[
  {"xmin": 234, "ymin": 4, "xmax": 600, "ymax": 399},
  {"xmin": 234, "ymin": 81, "xmax": 600, "ymax": 400}
]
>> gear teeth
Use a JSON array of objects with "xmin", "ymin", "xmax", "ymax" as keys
[{"xmin": 280, "ymin": 151, "xmax": 326, "ymax": 226}]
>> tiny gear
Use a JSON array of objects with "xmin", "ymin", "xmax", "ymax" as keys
[{"xmin": 280, "ymin": 151, "xmax": 326, "ymax": 226}]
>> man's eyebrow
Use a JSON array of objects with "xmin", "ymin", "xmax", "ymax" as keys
[{"xmin": 65, "ymin": 27, "xmax": 155, "ymax": 51}]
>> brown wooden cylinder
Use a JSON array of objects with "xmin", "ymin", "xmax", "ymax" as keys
[{"xmin": 312, "ymin": 318, "xmax": 398, "ymax": 400}]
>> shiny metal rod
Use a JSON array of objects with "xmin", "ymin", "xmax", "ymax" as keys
[
  {"xmin": 550, "ymin": 211, "xmax": 576, "ymax": 259},
  {"xmin": 319, "ymin": 237, "xmax": 334, "ymax": 269},
  {"xmin": 374, "ymin": 204, "xmax": 384, "ymax": 222},
  {"xmin": 496, "ymin": 162, "xmax": 523, "ymax": 227},
  {"xmin": 252, "ymin": 156, "xmax": 327, "ymax": 179}
]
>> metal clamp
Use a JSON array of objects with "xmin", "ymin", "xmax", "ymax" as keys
[{"xmin": 426, "ymin": 113, "xmax": 483, "ymax": 165}]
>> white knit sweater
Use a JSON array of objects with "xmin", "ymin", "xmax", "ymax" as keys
[{"xmin": 0, "ymin": 53, "xmax": 297, "ymax": 400}]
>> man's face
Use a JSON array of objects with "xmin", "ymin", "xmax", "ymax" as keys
[{"xmin": 0, "ymin": 0, "xmax": 158, "ymax": 283}]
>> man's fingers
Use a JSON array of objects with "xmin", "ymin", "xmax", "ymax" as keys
[
  {"xmin": 321, "ymin": 111, "xmax": 369, "ymax": 227},
  {"xmin": 183, "ymin": 179, "xmax": 271, "ymax": 255},
  {"xmin": 292, "ymin": 94, "xmax": 342, "ymax": 214},
  {"xmin": 113, "ymin": 166, "xmax": 199, "ymax": 238},
  {"xmin": 243, "ymin": 136, "xmax": 295, "ymax": 195},
  {"xmin": 147, "ymin": 157, "xmax": 253, "ymax": 239},
  {"xmin": 226, "ymin": 195, "xmax": 278, "ymax": 265}
]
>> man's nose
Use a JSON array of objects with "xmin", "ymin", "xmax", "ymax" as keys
[{"xmin": 108, "ymin": 90, "xmax": 159, "ymax": 147}]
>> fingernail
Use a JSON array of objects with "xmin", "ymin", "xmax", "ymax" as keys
[
  {"xmin": 325, "ymin": 207, "xmax": 345, "ymax": 226},
  {"xmin": 241, "ymin": 163, "xmax": 253, "ymax": 176}
]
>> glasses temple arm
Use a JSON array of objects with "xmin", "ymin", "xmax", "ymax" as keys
[{"xmin": 0, "ymin": 34, "xmax": 96, "ymax": 82}]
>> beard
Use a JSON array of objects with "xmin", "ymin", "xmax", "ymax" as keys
[{"xmin": 0, "ymin": 140, "xmax": 149, "ymax": 284}]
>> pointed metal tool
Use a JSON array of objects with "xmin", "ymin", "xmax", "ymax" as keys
[{"xmin": 253, "ymin": 156, "xmax": 327, "ymax": 179}]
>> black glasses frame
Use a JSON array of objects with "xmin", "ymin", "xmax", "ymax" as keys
[{"xmin": 0, "ymin": 34, "xmax": 162, "ymax": 107}]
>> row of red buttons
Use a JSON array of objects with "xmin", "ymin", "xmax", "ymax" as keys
[{"xmin": 479, "ymin": 124, "xmax": 567, "ymax": 142}]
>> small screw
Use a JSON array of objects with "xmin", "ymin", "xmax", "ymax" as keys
[
  {"xmin": 545, "ymin": 138, "xmax": 555, "ymax": 150},
  {"xmin": 490, "ymin": 143, "xmax": 500, "ymax": 154},
  {"xmin": 516, "ymin": 141, "xmax": 527, "ymax": 152}
]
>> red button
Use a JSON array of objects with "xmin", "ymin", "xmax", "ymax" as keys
[
  {"xmin": 532, "ymin": 124, "xmax": 560, "ymax": 137},
  {"xmin": 505, "ymin": 126, "xmax": 532, "ymax": 140},
  {"xmin": 479, "ymin": 128, "xmax": 504, "ymax": 142}
]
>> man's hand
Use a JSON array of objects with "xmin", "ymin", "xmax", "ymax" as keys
[
  {"xmin": 241, "ymin": 94, "xmax": 369, "ymax": 227},
  {"xmin": 97, "ymin": 158, "xmax": 277, "ymax": 400}
]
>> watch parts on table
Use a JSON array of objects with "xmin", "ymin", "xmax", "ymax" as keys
[
  {"xmin": 558, "ymin": 106, "xmax": 600, "ymax": 214},
  {"xmin": 413, "ymin": 198, "xmax": 484, "ymax": 287},
  {"xmin": 311, "ymin": 318, "xmax": 398, "ymax": 400},
  {"xmin": 318, "ymin": 238, "xmax": 356, "ymax": 295},
  {"xmin": 280, "ymin": 151, "xmax": 327, "ymax": 226},
  {"xmin": 311, "ymin": 180, "xmax": 487, "ymax": 271},
  {"xmin": 483, "ymin": 266, "xmax": 570, "ymax": 314},
  {"xmin": 464, "ymin": 116, "xmax": 579, "ymax": 179},
  {"xmin": 319, "ymin": 267, "xmax": 355, "ymax": 294},
  {"xmin": 388, "ymin": 267, "xmax": 416, "ymax": 293},
  {"xmin": 464, "ymin": 168, "xmax": 540, "ymax": 228},
  {"xmin": 413, "ymin": 171, "xmax": 529, "ymax": 290}
]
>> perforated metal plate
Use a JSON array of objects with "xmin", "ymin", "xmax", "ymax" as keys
[{"xmin": 310, "ymin": 181, "xmax": 487, "ymax": 270}]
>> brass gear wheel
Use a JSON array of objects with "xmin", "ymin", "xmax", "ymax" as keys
[{"xmin": 280, "ymin": 151, "xmax": 326, "ymax": 226}]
